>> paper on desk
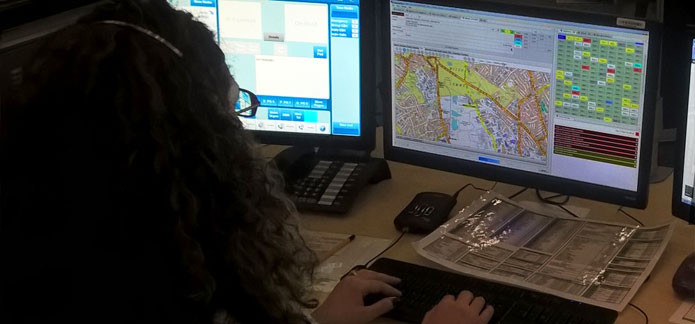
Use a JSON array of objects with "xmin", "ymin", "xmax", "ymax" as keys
[
  {"xmin": 670, "ymin": 301, "xmax": 695, "ymax": 324},
  {"xmin": 302, "ymin": 230, "xmax": 353, "ymax": 262},
  {"xmin": 413, "ymin": 192, "xmax": 674, "ymax": 311},
  {"xmin": 302, "ymin": 230, "xmax": 392, "ymax": 303}
]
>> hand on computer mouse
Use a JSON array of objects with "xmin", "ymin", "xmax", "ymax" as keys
[
  {"xmin": 312, "ymin": 269, "xmax": 402, "ymax": 324},
  {"xmin": 421, "ymin": 291, "xmax": 494, "ymax": 324}
]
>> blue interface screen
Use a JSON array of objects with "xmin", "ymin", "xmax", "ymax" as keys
[{"xmin": 169, "ymin": 0, "xmax": 362, "ymax": 136}]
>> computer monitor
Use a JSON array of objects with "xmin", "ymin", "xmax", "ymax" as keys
[
  {"xmin": 382, "ymin": 0, "xmax": 661, "ymax": 208},
  {"xmin": 168, "ymin": 0, "xmax": 375, "ymax": 151},
  {"xmin": 672, "ymin": 36, "xmax": 695, "ymax": 224},
  {"xmin": 671, "ymin": 34, "xmax": 695, "ymax": 299}
]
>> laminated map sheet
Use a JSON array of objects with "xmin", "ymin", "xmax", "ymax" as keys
[{"xmin": 414, "ymin": 192, "xmax": 674, "ymax": 311}]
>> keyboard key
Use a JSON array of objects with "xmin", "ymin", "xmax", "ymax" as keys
[{"xmin": 526, "ymin": 305, "xmax": 543, "ymax": 320}]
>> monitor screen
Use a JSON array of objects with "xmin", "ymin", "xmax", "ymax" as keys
[
  {"xmin": 169, "ymin": 0, "xmax": 363, "ymax": 138},
  {"xmin": 386, "ymin": 0, "xmax": 656, "ymax": 205},
  {"xmin": 677, "ymin": 38, "xmax": 695, "ymax": 211}
]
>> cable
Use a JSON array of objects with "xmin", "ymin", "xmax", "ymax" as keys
[
  {"xmin": 546, "ymin": 193, "xmax": 565, "ymax": 199},
  {"xmin": 629, "ymin": 303, "xmax": 648, "ymax": 324},
  {"xmin": 618, "ymin": 206, "xmax": 645, "ymax": 227},
  {"xmin": 508, "ymin": 187, "xmax": 529, "ymax": 199},
  {"xmin": 535, "ymin": 189, "xmax": 570, "ymax": 205},
  {"xmin": 452, "ymin": 182, "xmax": 498, "ymax": 199},
  {"xmin": 557, "ymin": 204, "xmax": 580, "ymax": 218},
  {"xmin": 364, "ymin": 229, "xmax": 408, "ymax": 267},
  {"xmin": 488, "ymin": 182, "xmax": 498, "ymax": 191},
  {"xmin": 533, "ymin": 189, "xmax": 579, "ymax": 218}
]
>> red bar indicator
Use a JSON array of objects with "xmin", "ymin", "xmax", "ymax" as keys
[
  {"xmin": 582, "ymin": 65, "xmax": 591, "ymax": 70},
  {"xmin": 607, "ymin": 68, "xmax": 616, "ymax": 74},
  {"xmin": 572, "ymin": 90, "xmax": 580, "ymax": 95},
  {"xmin": 634, "ymin": 68, "xmax": 642, "ymax": 73},
  {"xmin": 553, "ymin": 125, "xmax": 639, "ymax": 168},
  {"xmin": 583, "ymin": 38, "xmax": 592, "ymax": 43}
]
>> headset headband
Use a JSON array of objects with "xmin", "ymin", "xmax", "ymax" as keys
[{"xmin": 95, "ymin": 20, "xmax": 183, "ymax": 58}]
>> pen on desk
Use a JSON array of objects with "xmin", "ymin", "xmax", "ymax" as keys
[{"xmin": 319, "ymin": 234, "xmax": 356, "ymax": 263}]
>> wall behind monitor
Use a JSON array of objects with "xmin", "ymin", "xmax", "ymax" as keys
[
  {"xmin": 467, "ymin": 0, "xmax": 661, "ymax": 21},
  {"xmin": 0, "ymin": 1, "xmax": 103, "ymax": 128},
  {"xmin": 0, "ymin": 0, "xmax": 101, "ymax": 30}
]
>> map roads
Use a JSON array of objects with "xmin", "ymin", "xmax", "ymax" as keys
[{"xmin": 394, "ymin": 51, "xmax": 551, "ymax": 163}]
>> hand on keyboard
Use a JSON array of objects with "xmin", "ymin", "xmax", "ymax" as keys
[
  {"xmin": 312, "ymin": 269, "xmax": 402, "ymax": 324},
  {"xmin": 421, "ymin": 291, "xmax": 494, "ymax": 324}
]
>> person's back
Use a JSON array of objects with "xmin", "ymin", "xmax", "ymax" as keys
[
  {"xmin": 0, "ymin": 1, "xmax": 319, "ymax": 323},
  {"xmin": 0, "ymin": 1, "xmax": 494, "ymax": 323}
]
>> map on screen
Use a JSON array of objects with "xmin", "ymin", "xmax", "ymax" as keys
[
  {"xmin": 390, "ymin": 0, "xmax": 650, "ymax": 191},
  {"xmin": 394, "ymin": 50, "xmax": 550, "ymax": 162}
]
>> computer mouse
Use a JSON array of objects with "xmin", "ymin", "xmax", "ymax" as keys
[
  {"xmin": 394, "ymin": 192, "xmax": 457, "ymax": 234},
  {"xmin": 673, "ymin": 252, "xmax": 695, "ymax": 298}
]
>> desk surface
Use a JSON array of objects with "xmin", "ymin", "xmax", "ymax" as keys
[{"xmin": 267, "ymin": 134, "xmax": 695, "ymax": 324}]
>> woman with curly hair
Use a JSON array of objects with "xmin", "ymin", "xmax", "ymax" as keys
[{"xmin": 0, "ymin": 1, "xmax": 492, "ymax": 324}]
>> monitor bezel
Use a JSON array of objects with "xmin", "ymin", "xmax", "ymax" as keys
[
  {"xmin": 247, "ymin": 0, "xmax": 376, "ymax": 152},
  {"xmin": 381, "ymin": 0, "xmax": 661, "ymax": 208},
  {"xmin": 671, "ymin": 32, "xmax": 695, "ymax": 224}
]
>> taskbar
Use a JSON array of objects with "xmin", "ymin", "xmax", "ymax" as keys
[{"xmin": 241, "ymin": 118, "xmax": 331, "ymax": 135}]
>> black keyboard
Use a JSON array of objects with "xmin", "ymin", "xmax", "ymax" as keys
[{"xmin": 368, "ymin": 258, "xmax": 618, "ymax": 324}]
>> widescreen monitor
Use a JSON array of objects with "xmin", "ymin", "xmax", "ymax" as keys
[
  {"xmin": 672, "ymin": 37, "xmax": 695, "ymax": 223},
  {"xmin": 169, "ymin": 0, "xmax": 375, "ymax": 150},
  {"xmin": 382, "ymin": 0, "xmax": 660, "ymax": 208}
]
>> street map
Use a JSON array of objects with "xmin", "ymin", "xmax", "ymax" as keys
[{"xmin": 394, "ymin": 51, "xmax": 551, "ymax": 162}]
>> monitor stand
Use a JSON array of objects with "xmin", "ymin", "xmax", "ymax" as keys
[{"xmin": 272, "ymin": 146, "xmax": 391, "ymax": 213}]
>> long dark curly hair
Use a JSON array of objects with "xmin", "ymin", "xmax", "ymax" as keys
[{"xmin": 0, "ymin": 1, "xmax": 317, "ymax": 323}]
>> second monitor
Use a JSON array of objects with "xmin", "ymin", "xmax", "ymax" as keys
[
  {"xmin": 169, "ymin": 0, "xmax": 385, "ymax": 213},
  {"xmin": 383, "ymin": 0, "xmax": 661, "ymax": 208},
  {"xmin": 169, "ymin": 0, "xmax": 374, "ymax": 149}
]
